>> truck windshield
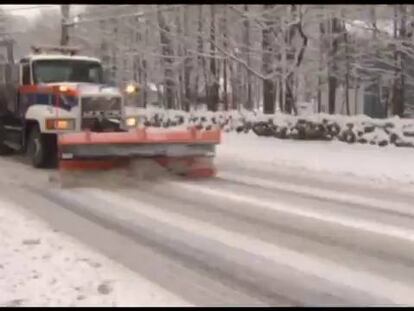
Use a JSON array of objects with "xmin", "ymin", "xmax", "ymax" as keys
[{"xmin": 32, "ymin": 59, "xmax": 104, "ymax": 84}]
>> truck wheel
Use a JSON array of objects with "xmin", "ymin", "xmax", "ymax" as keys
[
  {"xmin": 0, "ymin": 118, "xmax": 12, "ymax": 155},
  {"xmin": 27, "ymin": 125, "xmax": 56, "ymax": 168}
]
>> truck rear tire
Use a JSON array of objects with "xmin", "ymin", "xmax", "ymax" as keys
[
  {"xmin": 0, "ymin": 118, "xmax": 12, "ymax": 155},
  {"xmin": 27, "ymin": 125, "xmax": 57, "ymax": 168}
]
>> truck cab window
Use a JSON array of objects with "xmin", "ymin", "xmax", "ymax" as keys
[
  {"xmin": 32, "ymin": 60, "xmax": 103, "ymax": 84},
  {"xmin": 22, "ymin": 63, "xmax": 31, "ymax": 85}
]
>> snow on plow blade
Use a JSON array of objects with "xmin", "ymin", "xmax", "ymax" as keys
[{"xmin": 57, "ymin": 127, "xmax": 221, "ymax": 178}]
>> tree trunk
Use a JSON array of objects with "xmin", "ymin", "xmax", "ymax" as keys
[
  {"xmin": 328, "ymin": 75, "xmax": 337, "ymax": 114},
  {"xmin": 60, "ymin": 5, "xmax": 70, "ymax": 46},
  {"xmin": 345, "ymin": 71, "xmax": 350, "ymax": 115},
  {"xmin": 142, "ymin": 18, "xmax": 149, "ymax": 108},
  {"xmin": 399, "ymin": 4, "xmax": 406, "ymax": 117},
  {"xmin": 229, "ymin": 62, "xmax": 238, "ymax": 110},
  {"xmin": 157, "ymin": 7, "xmax": 175, "ymax": 110},
  {"xmin": 327, "ymin": 17, "xmax": 342, "ymax": 114},
  {"xmin": 262, "ymin": 5, "xmax": 276, "ymax": 114},
  {"xmin": 222, "ymin": 60, "xmax": 228, "ymax": 111},
  {"xmin": 278, "ymin": 79, "xmax": 284, "ymax": 112},
  {"xmin": 318, "ymin": 22, "xmax": 324, "ymax": 113},
  {"xmin": 284, "ymin": 6, "xmax": 296, "ymax": 114},
  {"xmin": 243, "ymin": 4, "xmax": 253, "ymax": 110},
  {"xmin": 343, "ymin": 19, "xmax": 350, "ymax": 115},
  {"xmin": 371, "ymin": 6, "xmax": 382, "ymax": 117},
  {"xmin": 110, "ymin": 18, "xmax": 118, "ymax": 85},
  {"xmin": 222, "ymin": 6, "xmax": 229, "ymax": 111},
  {"xmin": 142, "ymin": 59, "xmax": 148, "ymax": 108},
  {"xmin": 392, "ymin": 5, "xmax": 405, "ymax": 117},
  {"xmin": 175, "ymin": 6, "xmax": 184, "ymax": 111},
  {"xmin": 194, "ymin": 6, "xmax": 202, "ymax": 109},
  {"xmin": 134, "ymin": 56, "xmax": 139, "ymax": 84},
  {"xmin": 195, "ymin": 6, "xmax": 209, "ymax": 109},
  {"xmin": 284, "ymin": 5, "xmax": 306, "ymax": 115},
  {"xmin": 354, "ymin": 77, "xmax": 359, "ymax": 115},
  {"xmin": 317, "ymin": 83, "xmax": 322, "ymax": 113},
  {"xmin": 183, "ymin": 6, "xmax": 191, "ymax": 112},
  {"xmin": 208, "ymin": 5, "xmax": 219, "ymax": 112}
]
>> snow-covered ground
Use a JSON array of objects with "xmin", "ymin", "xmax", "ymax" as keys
[
  {"xmin": 1, "ymin": 130, "xmax": 414, "ymax": 305},
  {"xmin": 0, "ymin": 197, "xmax": 189, "ymax": 307},
  {"xmin": 218, "ymin": 132, "xmax": 414, "ymax": 185},
  {"xmin": 1, "ymin": 115, "xmax": 414, "ymax": 306}
]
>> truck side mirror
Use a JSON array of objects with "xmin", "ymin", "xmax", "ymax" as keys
[
  {"xmin": 103, "ymin": 69, "xmax": 114, "ymax": 86},
  {"xmin": 103, "ymin": 69, "xmax": 109, "ymax": 82}
]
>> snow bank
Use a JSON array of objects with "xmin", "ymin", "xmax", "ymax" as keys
[
  {"xmin": 0, "ymin": 199, "xmax": 189, "ymax": 306},
  {"xmin": 218, "ymin": 132, "xmax": 414, "ymax": 185},
  {"xmin": 125, "ymin": 108, "xmax": 414, "ymax": 149}
]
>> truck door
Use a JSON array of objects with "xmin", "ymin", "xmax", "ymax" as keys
[
  {"xmin": 1, "ymin": 62, "xmax": 22, "ymax": 148},
  {"xmin": 0, "ymin": 39, "xmax": 18, "ymax": 116},
  {"xmin": 0, "ymin": 63, "xmax": 19, "ymax": 116},
  {"xmin": 18, "ymin": 60, "xmax": 32, "ymax": 119},
  {"xmin": 7, "ymin": 63, "xmax": 20, "ymax": 116}
]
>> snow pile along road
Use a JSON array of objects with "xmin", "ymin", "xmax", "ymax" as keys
[
  {"xmin": 125, "ymin": 106, "xmax": 414, "ymax": 184},
  {"xmin": 125, "ymin": 107, "xmax": 414, "ymax": 148},
  {"xmin": 217, "ymin": 132, "xmax": 414, "ymax": 185},
  {"xmin": 0, "ymin": 197, "xmax": 189, "ymax": 307}
]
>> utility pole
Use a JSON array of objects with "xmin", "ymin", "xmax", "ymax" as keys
[{"xmin": 60, "ymin": 5, "xmax": 70, "ymax": 46}]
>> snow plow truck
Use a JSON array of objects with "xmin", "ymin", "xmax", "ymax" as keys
[{"xmin": 0, "ymin": 40, "xmax": 220, "ymax": 178}]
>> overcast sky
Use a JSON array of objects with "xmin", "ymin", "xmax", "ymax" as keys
[
  {"xmin": 0, "ymin": 5, "xmax": 392, "ymax": 37},
  {"xmin": 0, "ymin": 5, "xmax": 85, "ymax": 20}
]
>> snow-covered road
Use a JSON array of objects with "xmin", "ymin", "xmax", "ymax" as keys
[{"xmin": 1, "ymin": 136, "xmax": 414, "ymax": 306}]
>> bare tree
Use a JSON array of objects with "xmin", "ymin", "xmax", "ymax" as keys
[
  {"xmin": 327, "ymin": 17, "xmax": 342, "ymax": 114},
  {"xmin": 66, "ymin": 4, "xmax": 414, "ymax": 117},
  {"xmin": 342, "ymin": 14, "xmax": 351, "ymax": 115},
  {"xmin": 391, "ymin": 5, "xmax": 406, "ymax": 117},
  {"xmin": 243, "ymin": 5, "xmax": 253, "ymax": 110},
  {"xmin": 208, "ymin": 5, "xmax": 219, "ymax": 112},
  {"xmin": 157, "ymin": 6, "xmax": 175, "ymax": 109},
  {"xmin": 221, "ymin": 6, "xmax": 229, "ymax": 111},
  {"xmin": 182, "ymin": 6, "xmax": 192, "ymax": 111},
  {"xmin": 60, "ymin": 5, "xmax": 71, "ymax": 46},
  {"xmin": 262, "ymin": 5, "xmax": 277, "ymax": 114}
]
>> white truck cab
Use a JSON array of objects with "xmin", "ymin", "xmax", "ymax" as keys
[{"xmin": 0, "ymin": 44, "xmax": 137, "ymax": 168}]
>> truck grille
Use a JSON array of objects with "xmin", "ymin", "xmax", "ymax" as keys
[
  {"xmin": 81, "ymin": 96, "xmax": 122, "ymax": 118},
  {"xmin": 80, "ymin": 96, "xmax": 122, "ymax": 131}
]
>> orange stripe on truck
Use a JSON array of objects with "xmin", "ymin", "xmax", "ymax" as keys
[
  {"xmin": 19, "ymin": 85, "xmax": 50, "ymax": 94},
  {"xmin": 19, "ymin": 85, "xmax": 78, "ymax": 96}
]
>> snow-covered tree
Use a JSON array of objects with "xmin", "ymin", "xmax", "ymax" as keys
[{"xmin": 31, "ymin": 4, "xmax": 414, "ymax": 117}]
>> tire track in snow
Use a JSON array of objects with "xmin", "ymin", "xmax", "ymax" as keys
[
  {"xmin": 77, "ymin": 187, "xmax": 414, "ymax": 305},
  {"xmin": 170, "ymin": 179, "xmax": 414, "ymax": 244},
  {"xmin": 216, "ymin": 160, "xmax": 414, "ymax": 205},
  {"xmin": 32, "ymin": 176, "xmax": 414, "ymax": 304},
  {"xmin": 0, "ymin": 185, "xmax": 191, "ymax": 307},
  {"xmin": 217, "ymin": 171, "xmax": 414, "ymax": 220},
  {"xmin": 47, "ymin": 187, "xmax": 388, "ymax": 305},
  {"xmin": 118, "ymin": 179, "xmax": 414, "ymax": 273},
  {"xmin": 113, "ymin": 179, "xmax": 414, "ymax": 288},
  {"xmin": 30, "ymin": 186, "xmax": 295, "ymax": 306},
  {"xmin": 2, "ymin": 154, "xmax": 414, "ymax": 305},
  {"xmin": 26, "ymin": 184, "xmax": 392, "ymax": 305}
]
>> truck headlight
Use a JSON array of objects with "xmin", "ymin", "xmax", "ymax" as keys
[
  {"xmin": 125, "ymin": 84, "xmax": 139, "ymax": 94},
  {"xmin": 125, "ymin": 117, "xmax": 137, "ymax": 127},
  {"xmin": 46, "ymin": 118, "xmax": 75, "ymax": 130},
  {"xmin": 59, "ymin": 85, "xmax": 69, "ymax": 92}
]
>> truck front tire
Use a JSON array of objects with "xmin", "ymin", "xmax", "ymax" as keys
[{"xmin": 27, "ymin": 125, "xmax": 57, "ymax": 168}]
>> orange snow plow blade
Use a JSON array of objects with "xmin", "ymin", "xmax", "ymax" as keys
[{"xmin": 57, "ymin": 127, "xmax": 221, "ymax": 178}]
